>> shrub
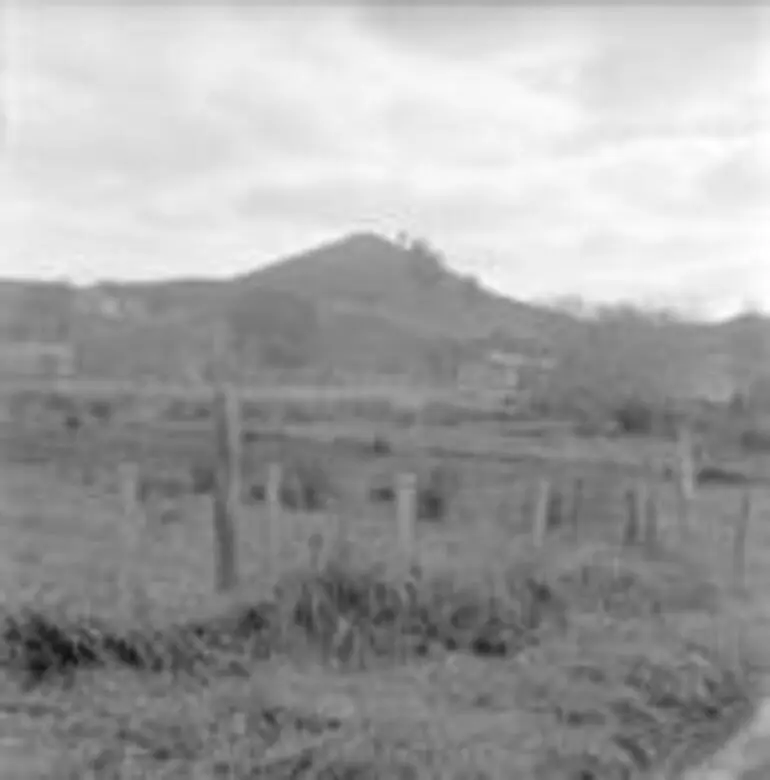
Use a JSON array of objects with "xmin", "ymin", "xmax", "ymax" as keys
[
  {"xmin": 0, "ymin": 536, "xmax": 757, "ymax": 780},
  {"xmin": 190, "ymin": 461, "xmax": 217, "ymax": 495},
  {"xmin": 370, "ymin": 434, "xmax": 392, "ymax": 456},
  {"xmin": 86, "ymin": 399, "xmax": 113, "ymax": 424},
  {"xmin": 696, "ymin": 464, "xmax": 751, "ymax": 486},
  {"xmin": 367, "ymin": 480, "xmax": 395, "ymax": 505},
  {"xmin": 613, "ymin": 397, "xmax": 656, "ymax": 435},
  {"xmin": 416, "ymin": 463, "xmax": 461, "ymax": 522},
  {"xmin": 739, "ymin": 426, "xmax": 770, "ymax": 453},
  {"xmin": 0, "ymin": 608, "xmax": 207, "ymax": 686},
  {"xmin": 137, "ymin": 468, "xmax": 190, "ymax": 503}
]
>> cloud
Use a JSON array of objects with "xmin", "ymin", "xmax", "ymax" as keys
[
  {"xmin": 574, "ymin": 6, "xmax": 762, "ymax": 116},
  {"xmin": 2, "ymin": 3, "xmax": 768, "ymax": 316}
]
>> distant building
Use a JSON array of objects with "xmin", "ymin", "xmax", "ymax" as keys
[
  {"xmin": 0, "ymin": 341, "xmax": 76, "ymax": 379},
  {"xmin": 458, "ymin": 351, "xmax": 555, "ymax": 395}
]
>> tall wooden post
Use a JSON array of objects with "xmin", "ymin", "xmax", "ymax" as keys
[
  {"xmin": 265, "ymin": 461, "xmax": 282, "ymax": 580},
  {"xmin": 117, "ymin": 460, "xmax": 150, "ymax": 613},
  {"xmin": 675, "ymin": 423, "xmax": 695, "ymax": 538},
  {"xmin": 212, "ymin": 384, "xmax": 241, "ymax": 592},
  {"xmin": 677, "ymin": 423, "xmax": 696, "ymax": 501}
]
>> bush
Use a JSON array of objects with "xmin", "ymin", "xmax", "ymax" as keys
[
  {"xmin": 86, "ymin": 399, "xmax": 114, "ymax": 424},
  {"xmin": 696, "ymin": 464, "xmax": 751, "ymax": 486},
  {"xmin": 0, "ymin": 608, "xmax": 208, "ymax": 685},
  {"xmin": 367, "ymin": 479, "xmax": 395, "ymax": 505},
  {"xmin": 739, "ymin": 426, "xmax": 770, "ymax": 453},
  {"xmin": 190, "ymin": 461, "xmax": 217, "ymax": 495},
  {"xmin": 613, "ymin": 397, "xmax": 656, "ymax": 435},
  {"xmin": 370, "ymin": 434, "xmax": 392, "ymax": 456},
  {"xmin": 0, "ymin": 537, "xmax": 756, "ymax": 779},
  {"xmin": 416, "ymin": 463, "xmax": 461, "ymax": 522},
  {"xmin": 273, "ymin": 549, "xmax": 564, "ymax": 666}
]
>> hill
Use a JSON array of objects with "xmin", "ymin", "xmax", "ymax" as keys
[
  {"xmin": 0, "ymin": 232, "xmax": 768, "ymax": 410},
  {"xmin": 0, "ymin": 233, "xmax": 576, "ymax": 384}
]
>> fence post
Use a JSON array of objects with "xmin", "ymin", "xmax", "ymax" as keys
[
  {"xmin": 570, "ymin": 477, "xmax": 584, "ymax": 534},
  {"xmin": 677, "ymin": 424, "xmax": 696, "ymax": 500},
  {"xmin": 396, "ymin": 472, "xmax": 417, "ymax": 559},
  {"xmin": 623, "ymin": 484, "xmax": 641, "ymax": 546},
  {"xmin": 675, "ymin": 424, "xmax": 695, "ymax": 538},
  {"xmin": 732, "ymin": 487, "xmax": 753, "ymax": 593},
  {"xmin": 532, "ymin": 477, "xmax": 551, "ymax": 547},
  {"xmin": 118, "ymin": 461, "xmax": 140, "ymax": 521},
  {"xmin": 117, "ymin": 460, "xmax": 150, "ymax": 613},
  {"xmin": 644, "ymin": 481, "xmax": 659, "ymax": 549},
  {"xmin": 265, "ymin": 462, "xmax": 282, "ymax": 579},
  {"xmin": 212, "ymin": 384, "xmax": 241, "ymax": 592}
]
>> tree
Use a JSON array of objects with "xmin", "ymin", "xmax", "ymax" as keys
[
  {"xmin": 15, "ymin": 282, "xmax": 74, "ymax": 341},
  {"xmin": 407, "ymin": 236, "xmax": 446, "ymax": 287}
]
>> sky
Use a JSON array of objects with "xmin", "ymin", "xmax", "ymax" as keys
[{"xmin": 1, "ymin": 2, "xmax": 768, "ymax": 319}]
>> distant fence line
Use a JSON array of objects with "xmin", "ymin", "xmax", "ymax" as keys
[
  {"xmin": 1, "ymin": 377, "xmax": 757, "ymax": 604},
  {"xmin": 0, "ymin": 376, "xmax": 661, "ymax": 477},
  {"xmin": 109, "ymin": 384, "xmax": 757, "ymax": 598},
  {"xmin": 0, "ymin": 375, "xmax": 503, "ymax": 409}
]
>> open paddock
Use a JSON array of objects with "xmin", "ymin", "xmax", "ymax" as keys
[
  {"xmin": 1, "ymin": 430, "xmax": 769, "ymax": 777},
  {"xmin": 1, "ymin": 380, "xmax": 770, "ymax": 777}
]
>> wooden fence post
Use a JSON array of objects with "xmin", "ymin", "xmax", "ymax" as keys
[
  {"xmin": 732, "ymin": 487, "xmax": 753, "ymax": 592},
  {"xmin": 396, "ymin": 472, "xmax": 417, "ymax": 558},
  {"xmin": 265, "ymin": 462, "xmax": 282, "ymax": 579},
  {"xmin": 118, "ymin": 461, "xmax": 140, "ymax": 521},
  {"xmin": 532, "ymin": 477, "xmax": 551, "ymax": 547},
  {"xmin": 212, "ymin": 384, "xmax": 241, "ymax": 592},
  {"xmin": 644, "ymin": 482, "xmax": 659, "ymax": 549},
  {"xmin": 677, "ymin": 424, "xmax": 696, "ymax": 501},
  {"xmin": 675, "ymin": 424, "xmax": 695, "ymax": 538},
  {"xmin": 623, "ymin": 484, "xmax": 641, "ymax": 546},
  {"xmin": 570, "ymin": 477, "xmax": 584, "ymax": 534},
  {"xmin": 117, "ymin": 460, "xmax": 151, "ymax": 612}
]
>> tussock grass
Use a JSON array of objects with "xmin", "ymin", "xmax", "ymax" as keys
[{"xmin": 0, "ymin": 531, "xmax": 757, "ymax": 778}]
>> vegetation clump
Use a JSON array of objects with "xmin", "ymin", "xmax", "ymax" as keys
[{"xmin": 0, "ymin": 535, "xmax": 756, "ymax": 779}]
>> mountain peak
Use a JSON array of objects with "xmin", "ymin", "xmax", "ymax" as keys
[{"xmin": 243, "ymin": 230, "xmax": 450, "ymax": 304}]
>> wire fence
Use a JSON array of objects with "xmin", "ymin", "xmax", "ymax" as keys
[{"xmin": 0, "ymin": 379, "xmax": 762, "ymax": 605}]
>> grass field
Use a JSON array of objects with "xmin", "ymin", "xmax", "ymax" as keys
[{"xmin": 1, "ymin": 427, "xmax": 769, "ymax": 779}]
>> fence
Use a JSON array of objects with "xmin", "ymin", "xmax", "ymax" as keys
[
  {"xmin": 105, "ymin": 384, "xmax": 758, "ymax": 598},
  {"xmin": 0, "ymin": 374, "xmax": 760, "ymax": 619}
]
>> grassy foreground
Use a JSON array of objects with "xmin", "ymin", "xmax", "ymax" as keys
[{"xmin": 0, "ymin": 465, "xmax": 764, "ymax": 779}]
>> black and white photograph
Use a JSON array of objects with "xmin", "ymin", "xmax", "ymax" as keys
[{"xmin": 0, "ymin": 1, "xmax": 768, "ymax": 777}]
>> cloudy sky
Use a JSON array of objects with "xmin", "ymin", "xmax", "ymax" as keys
[{"xmin": 2, "ymin": 2, "xmax": 768, "ymax": 318}]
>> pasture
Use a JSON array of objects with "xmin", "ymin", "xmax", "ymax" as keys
[{"xmin": 1, "ymin": 383, "xmax": 769, "ymax": 778}]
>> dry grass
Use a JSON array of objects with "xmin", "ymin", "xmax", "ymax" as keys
[{"xmin": 0, "ymin": 460, "xmax": 767, "ymax": 779}]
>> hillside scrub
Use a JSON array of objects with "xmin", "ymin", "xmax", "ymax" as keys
[{"xmin": 0, "ymin": 536, "xmax": 757, "ymax": 779}]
